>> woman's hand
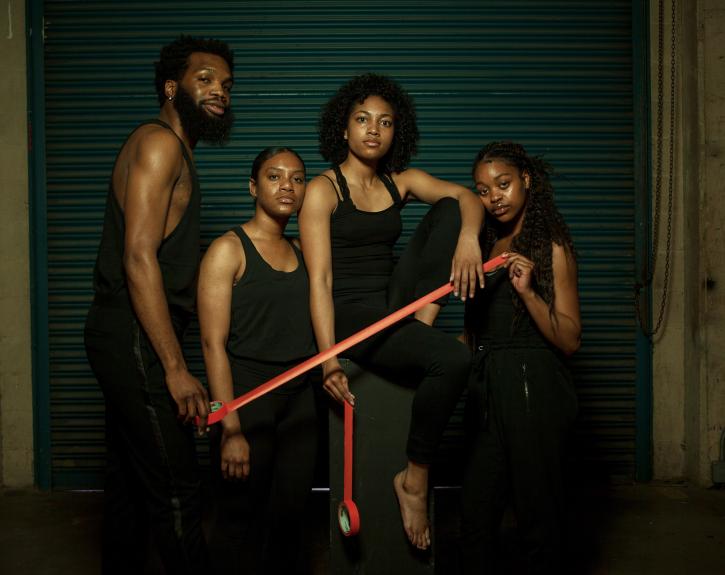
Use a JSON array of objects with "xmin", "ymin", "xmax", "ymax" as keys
[
  {"xmin": 451, "ymin": 232, "xmax": 484, "ymax": 300},
  {"xmin": 395, "ymin": 168, "xmax": 485, "ymax": 301},
  {"xmin": 220, "ymin": 429, "xmax": 250, "ymax": 481},
  {"xmin": 322, "ymin": 358, "xmax": 354, "ymax": 406},
  {"xmin": 504, "ymin": 251, "xmax": 536, "ymax": 296}
]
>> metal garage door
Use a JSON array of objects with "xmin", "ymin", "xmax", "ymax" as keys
[{"xmin": 30, "ymin": 0, "xmax": 649, "ymax": 488}]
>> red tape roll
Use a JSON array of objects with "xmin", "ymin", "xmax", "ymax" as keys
[
  {"xmin": 338, "ymin": 401, "xmax": 360, "ymax": 536},
  {"xmin": 198, "ymin": 254, "xmax": 507, "ymax": 426}
]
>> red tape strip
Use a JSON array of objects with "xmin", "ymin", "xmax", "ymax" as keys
[
  {"xmin": 338, "ymin": 401, "xmax": 360, "ymax": 536},
  {"xmin": 198, "ymin": 254, "xmax": 507, "ymax": 426}
]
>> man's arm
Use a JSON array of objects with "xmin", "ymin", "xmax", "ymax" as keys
[{"xmin": 122, "ymin": 129, "xmax": 208, "ymax": 428}]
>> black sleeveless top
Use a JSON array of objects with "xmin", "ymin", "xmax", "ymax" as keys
[
  {"xmin": 226, "ymin": 226, "xmax": 317, "ymax": 363},
  {"xmin": 465, "ymin": 261, "xmax": 575, "ymax": 435},
  {"xmin": 469, "ymin": 267, "xmax": 550, "ymax": 351},
  {"xmin": 92, "ymin": 119, "xmax": 200, "ymax": 317},
  {"xmin": 328, "ymin": 165, "xmax": 404, "ymax": 303}
]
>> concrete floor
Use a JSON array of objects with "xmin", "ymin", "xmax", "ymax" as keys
[{"xmin": 0, "ymin": 482, "xmax": 723, "ymax": 574}]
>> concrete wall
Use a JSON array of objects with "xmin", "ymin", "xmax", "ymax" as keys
[
  {"xmin": 651, "ymin": 0, "xmax": 725, "ymax": 485},
  {"xmin": 0, "ymin": 0, "xmax": 34, "ymax": 487},
  {"xmin": 651, "ymin": 0, "xmax": 691, "ymax": 481},
  {"xmin": 697, "ymin": 0, "xmax": 725, "ymax": 484}
]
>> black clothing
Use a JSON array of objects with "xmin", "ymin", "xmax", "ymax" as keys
[
  {"xmin": 329, "ymin": 164, "xmax": 404, "ymax": 302},
  {"xmin": 92, "ymin": 118, "xmax": 200, "ymax": 317},
  {"xmin": 208, "ymin": 229, "xmax": 318, "ymax": 575},
  {"xmin": 226, "ymin": 226, "xmax": 316, "ymax": 367},
  {"xmin": 461, "ymin": 268, "xmax": 578, "ymax": 575},
  {"xmin": 209, "ymin": 365, "xmax": 317, "ymax": 575},
  {"xmin": 85, "ymin": 306, "xmax": 207, "ymax": 575},
  {"xmin": 84, "ymin": 119, "xmax": 207, "ymax": 574},
  {"xmin": 327, "ymin": 166, "xmax": 470, "ymax": 464}
]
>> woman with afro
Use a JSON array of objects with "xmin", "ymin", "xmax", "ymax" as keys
[
  {"xmin": 299, "ymin": 73, "xmax": 484, "ymax": 550},
  {"xmin": 461, "ymin": 141, "xmax": 581, "ymax": 573}
]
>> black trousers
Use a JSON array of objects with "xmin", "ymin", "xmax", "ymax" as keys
[
  {"xmin": 84, "ymin": 303, "xmax": 208, "ymax": 574},
  {"xmin": 460, "ymin": 346, "xmax": 578, "ymax": 575},
  {"xmin": 208, "ymin": 359, "xmax": 318, "ymax": 575},
  {"xmin": 334, "ymin": 198, "xmax": 471, "ymax": 464}
]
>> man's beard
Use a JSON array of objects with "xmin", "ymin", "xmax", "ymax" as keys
[{"xmin": 174, "ymin": 86, "xmax": 233, "ymax": 145}]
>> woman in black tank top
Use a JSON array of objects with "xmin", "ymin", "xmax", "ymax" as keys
[
  {"xmin": 197, "ymin": 147, "xmax": 317, "ymax": 574},
  {"xmin": 461, "ymin": 142, "xmax": 580, "ymax": 573},
  {"xmin": 299, "ymin": 73, "xmax": 485, "ymax": 550}
]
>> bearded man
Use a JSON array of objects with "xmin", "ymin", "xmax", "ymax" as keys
[{"xmin": 84, "ymin": 35, "xmax": 234, "ymax": 574}]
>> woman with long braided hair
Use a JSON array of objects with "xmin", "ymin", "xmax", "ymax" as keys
[{"xmin": 461, "ymin": 141, "xmax": 581, "ymax": 574}]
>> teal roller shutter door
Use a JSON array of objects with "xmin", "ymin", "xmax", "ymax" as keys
[{"xmin": 40, "ymin": 0, "xmax": 644, "ymax": 487}]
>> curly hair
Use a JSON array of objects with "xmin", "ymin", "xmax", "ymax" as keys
[
  {"xmin": 318, "ymin": 73, "xmax": 419, "ymax": 173},
  {"xmin": 469, "ymin": 141, "xmax": 576, "ymax": 330},
  {"xmin": 154, "ymin": 35, "xmax": 234, "ymax": 107}
]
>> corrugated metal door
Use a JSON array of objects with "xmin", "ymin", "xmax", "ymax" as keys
[{"xmin": 37, "ymin": 0, "xmax": 646, "ymax": 487}]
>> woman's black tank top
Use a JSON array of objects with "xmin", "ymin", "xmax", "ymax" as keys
[
  {"xmin": 469, "ymin": 267, "xmax": 549, "ymax": 350},
  {"xmin": 92, "ymin": 119, "xmax": 200, "ymax": 317},
  {"xmin": 226, "ymin": 226, "xmax": 317, "ymax": 363},
  {"xmin": 328, "ymin": 165, "xmax": 404, "ymax": 303}
]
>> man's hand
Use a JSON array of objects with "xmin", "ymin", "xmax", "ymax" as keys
[{"xmin": 166, "ymin": 369, "xmax": 209, "ymax": 430}]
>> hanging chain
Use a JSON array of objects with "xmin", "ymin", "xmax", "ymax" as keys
[{"xmin": 635, "ymin": 0, "xmax": 676, "ymax": 337}]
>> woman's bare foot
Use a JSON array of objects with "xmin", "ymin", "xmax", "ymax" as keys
[{"xmin": 393, "ymin": 467, "xmax": 430, "ymax": 550}]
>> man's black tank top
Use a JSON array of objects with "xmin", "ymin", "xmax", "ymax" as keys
[
  {"xmin": 226, "ymin": 226, "xmax": 317, "ymax": 363},
  {"xmin": 92, "ymin": 119, "xmax": 200, "ymax": 317},
  {"xmin": 328, "ymin": 165, "xmax": 404, "ymax": 303}
]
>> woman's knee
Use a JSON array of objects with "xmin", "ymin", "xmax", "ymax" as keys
[
  {"xmin": 430, "ymin": 196, "xmax": 460, "ymax": 224},
  {"xmin": 434, "ymin": 196, "xmax": 458, "ymax": 211}
]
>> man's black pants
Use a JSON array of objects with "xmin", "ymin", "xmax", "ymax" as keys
[{"xmin": 85, "ymin": 303, "xmax": 208, "ymax": 574}]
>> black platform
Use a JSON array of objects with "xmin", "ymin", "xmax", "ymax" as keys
[{"xmin": 328, "ymin": 359, "xmax": 435, "ymax": 574}]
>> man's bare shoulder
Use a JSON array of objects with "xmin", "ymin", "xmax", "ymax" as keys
[
  {"xmin": 112, "ymin": 123, "xmax": 187, "ymax": 211},
  {"xmin": 124, "ymin": 123, "xmax": 184, "ymax": 162}
]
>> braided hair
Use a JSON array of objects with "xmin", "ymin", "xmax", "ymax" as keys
[{"xmin": 472, "ymin": 141, "xmax": 575, "ymax": 328}]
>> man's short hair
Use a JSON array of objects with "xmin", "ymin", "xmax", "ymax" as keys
[{"xmin": 154, "ymin": 35, "xmax": 234, "ymax": 106}]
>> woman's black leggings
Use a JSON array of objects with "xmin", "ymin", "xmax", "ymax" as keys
[
  {"xmin": 208, "ymin": 361, "xmax": 318, "ymax": 575},
  {"xmin": 334, "ymin": 198, "xmax": 471, "ymax": 464}
]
